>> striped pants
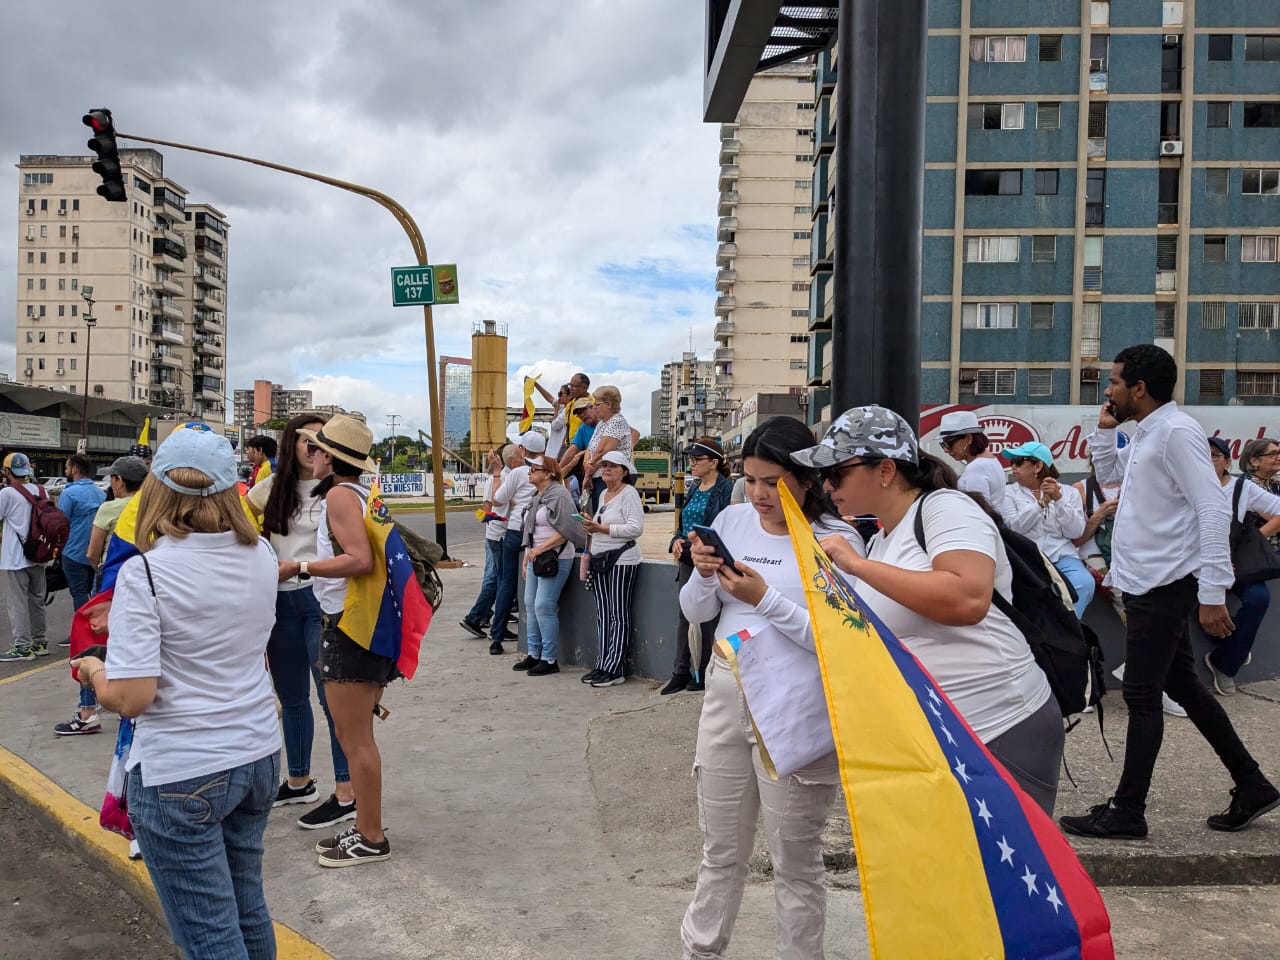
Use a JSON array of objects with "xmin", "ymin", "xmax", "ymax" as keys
[{"xmin": 591, "ymin": 562, "xmax": 639, "ymax": 676}]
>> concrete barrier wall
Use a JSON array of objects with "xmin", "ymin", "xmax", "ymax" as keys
[{"xmin": 523, "ymin": 560, "xmax": 1280, "ymax": 685}]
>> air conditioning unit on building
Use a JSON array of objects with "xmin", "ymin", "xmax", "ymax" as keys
[
  {"xmin": 94, "ymin": 384, "xmax": 104, "ymax": 394},
  {"xmin": 959, "ymin": 369, "xmax": 978, "ymax": 385},
  {"xmin": 1080, "ymin": 368, "xmax": 1101, "ymax": 382},
  {"xmin": 1163, "ymin": 34, "xmax": 1181, "ymax": 45},
  {"xmin": 1160, "ymin": 140, "xmax": 1184, "ymax": 157},
  {"xmin": 1089, "ymin": 58, "xmax": 1105, "ymax": 71}
]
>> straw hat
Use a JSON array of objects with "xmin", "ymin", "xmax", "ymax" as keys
[{"xmin": 298, "ymin": 415, "xmax": 377, "ymax": 472}]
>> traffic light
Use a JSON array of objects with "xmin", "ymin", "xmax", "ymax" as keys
[{"xmin": 82, "ymin": 109, "xmax": 126, "ymax": 202}]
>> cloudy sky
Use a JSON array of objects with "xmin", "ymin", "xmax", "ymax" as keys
[{"xmin": 0, "ymin": 1, "xmax": 722, "ymax": 439}]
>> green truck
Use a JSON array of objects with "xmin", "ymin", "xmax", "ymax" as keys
[{"xmin": 632, "ymin": 452, "xmax": 672, "ymax": 506}]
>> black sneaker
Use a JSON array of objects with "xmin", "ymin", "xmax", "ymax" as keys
[
  {"xmin": 686, "ymin": 680, "xmax": 706, "ymax": 692},
  {"xmin": 298, "ymin": 793, "xmax": 357, "ymax": 830},
  {"xmin": 527, "ymin": 660, "xmax": 560, "ymax": 676},
  {"xmin": 512, "ymin": 655, "xmax": 538, "ymax": 671},
  {"xmin": 489, "ymin": 641, "xmax": 504, "ymax": 656},
  {"xmin": 660, "ymin": 675, "xmax": 691, "ymax": 696},
  {"xmin": 54, "ymin": 712, "xmax": 102, "ymax": 736},
  {"xmin": 318, "ymin": 829, "xmax": 391, "ymax": 867},
  {"xmin": 273, "ymin": 779, "xmax": 318, "ymax": 807},
  {"xmin": 314, "ymin": 824, "xmax": 361, "ymax": 854},
  {"xmin": 501, "ymin": 628, "xmax": 518, "ymax": 641},
  {"xmin": 1207, "ymin": 781, "xmax": 1280, "ymax": 832},
  {"xmin": 590, "ymin": 672, "xmax": 626, "ymax": 688},
  {"xmin": 581, "ymin": 669, "xmax": 605, "ymax": 684},
  {"xmin": 1059, "ymin": 799, "xmax": 1148, "ymax": 839},
  {"xmin": 459, "ymin": 618, "xmax": 486, "ymax": 639}
]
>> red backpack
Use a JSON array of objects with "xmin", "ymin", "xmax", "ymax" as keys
[{"xmin": 12, "ymin": 483, "xmax": 70, "ymax": 564}]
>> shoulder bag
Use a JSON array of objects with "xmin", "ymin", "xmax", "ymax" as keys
[{"xmin": 1230, "ymin": 477, "xmax": 1280, "ymax": 585}]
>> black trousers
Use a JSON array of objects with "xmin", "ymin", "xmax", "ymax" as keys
[
  {"xmin": 671, "ymin": 563, "xmax": 717, "ymax": 682},
  {"xmin": 1115, "ymin": 574, "xmax": 1263, "ymax": 812}
]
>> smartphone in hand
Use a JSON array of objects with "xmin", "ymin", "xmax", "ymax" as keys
[
  {"xmin": 689, "ymin": 524, "xmax": 742, "ymax": 573},
  {"xmin": 571, "ymin": 513, "xmax": 590, "ymax": 524}
]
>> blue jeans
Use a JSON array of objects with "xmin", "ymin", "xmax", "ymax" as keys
[
  {"xmin": 128, "ymin": 753, "xmax": 280, "ymax": 960},
  {"xmin": 490, "ymin": 529, "xmax": 524, "ymax": 641},
  {"xmin": 1210, "ymin": 581, "xmax": 1272, "ymax": 676},
  {"xmin": 266, "ymin": 586, "xmax": 348, "ymax": 783},
  {"xmin": 1053, "ymin": 555, "xmax": 1096, "ymax": 620},
  {"xmin": 63, "ymin": 558, "xmax": 98, "ymax": 710},
  {"xmin": 466, "ymin": 537, "xmax": 504, "ymax": 624},
  {"xmin": 523, "ymin": 555, "xmax": 574, "ymax": 662}
]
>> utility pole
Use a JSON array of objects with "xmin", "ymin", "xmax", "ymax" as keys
[
  {"xmin": 386, "ymin": 414, "xmax": 401, "ymax": 463},
  {"xmin": 78, "ymin": 286, "xmax": 97, "ymax": 454}
]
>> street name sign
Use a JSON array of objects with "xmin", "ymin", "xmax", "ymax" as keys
[{"xmin": 391, "ymin": 264, "xmax": 460, "ymax": 306}]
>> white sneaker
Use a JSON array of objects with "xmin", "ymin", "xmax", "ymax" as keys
[
  {"xmin": 1112, "ymin": 662, "xmax": 1125, "ymax": 683},
  {"xmin": 1162, "ymin": 693, "xmax": 1188, "ymax": 717},
  {"xmin": 128, "ymin": 839, "xmax": 142, "ymax": 860}
]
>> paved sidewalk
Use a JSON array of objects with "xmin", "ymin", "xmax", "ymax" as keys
[{"xmin": 2, "ymin": 544, "xmax": 1280, "ymax": 958}]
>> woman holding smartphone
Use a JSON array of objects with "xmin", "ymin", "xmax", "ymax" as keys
[{"xmin": 678, "ymin": 417, "xmax": 865, "ymax": 960}]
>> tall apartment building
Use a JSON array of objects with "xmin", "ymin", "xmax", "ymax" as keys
[
  {"xmin": 16, "ymin": 149, "xmax": 228, "ymax": 421},
  {"xmin": 804, "ymin": 3, "xmax": 1280, "ymax": 425},
  {"xmin": 653, "ymin": 352, "xmax": 719, "ymax": 463},
  {"xmin": 714, "ymin": 60, "xmax": 815, "ymax": 412},
  {"xmin": 232, "ymin": 379, "xmax": 313, "ymax": 429}
]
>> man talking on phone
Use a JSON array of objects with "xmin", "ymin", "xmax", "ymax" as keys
[{"xmin": 1059, "ymin": 344, "xmax": 1279, "ymax": 839}]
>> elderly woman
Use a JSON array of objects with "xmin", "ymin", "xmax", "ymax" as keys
[
  {"xmin": 661, "ymin": 437, "xmax": 734, "ymax": 696},
  {"xmin": 71, "ymin": 428, "xmax": 281, "ymax": 959},
  {"xmin": 579, "ymin": 450, "xmax": 644, "ymax": 687},
  {"xmin": 579, "ymin": 385, "xmax": 633, "ymax": 510},
  {"xmin": 1000, "ymin": 441, "xmax": 1095, "ymax": 619},
  {"xmin": 515, "ymin": 456, "xmax": 587, "ymax": 676},
  {"xmin": 937, "ymin": 410, "xmax": 1007, "ymax": 514}
]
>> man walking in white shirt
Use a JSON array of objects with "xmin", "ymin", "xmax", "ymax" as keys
[{"xmin": 1060, "ymin": 345, "xmax": 1279, "ymax": 839}]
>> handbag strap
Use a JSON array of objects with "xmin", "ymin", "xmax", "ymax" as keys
[{"xmin": 1233, "ymin": 475, "xmax": 1246, "ymax": 523}]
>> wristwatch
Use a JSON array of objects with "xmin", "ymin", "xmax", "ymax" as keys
[{"xmin": 298, "ymin": 560, "xmax": 311, "ymax": 581}]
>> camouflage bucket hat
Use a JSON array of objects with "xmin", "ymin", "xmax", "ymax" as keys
[{"xmin": 791, "ymin": 405, "xmax": 919, "ymax": 469}]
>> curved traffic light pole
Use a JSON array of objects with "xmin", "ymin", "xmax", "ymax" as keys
[{"xmin": 114, "ymin": 130, "xmax": 452, "ymax": 559}]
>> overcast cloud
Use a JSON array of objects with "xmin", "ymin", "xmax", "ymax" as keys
[{"xmin": 0, "ymin": 0, "xmax": 721, "ymax": 439}]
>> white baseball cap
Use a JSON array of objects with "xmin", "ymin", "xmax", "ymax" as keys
[{"xmin": 518, "ymin": 431, "xmax": 547, "ymax": 454}]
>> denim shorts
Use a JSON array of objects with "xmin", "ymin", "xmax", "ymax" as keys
[{"xmin": 319, "ymin": 613, "xmax": 402, "ymax": 686}]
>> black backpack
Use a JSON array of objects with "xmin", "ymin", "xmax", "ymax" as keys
[
  {"xmin": 12, "ymin": 483, "xmax": 70, "ymax": 564},
  {"xmin": 912, "ymin": 490, "xmax": 1106, "ymax": 719}
]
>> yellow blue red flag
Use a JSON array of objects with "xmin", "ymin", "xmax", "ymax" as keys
[
  {"xmin": 338, "ymin": 484, "xmax": 432, "ymax": 679},
  {"xmin": 778, "ymin": 484, "xmax": 1114, "ymax": 960}
]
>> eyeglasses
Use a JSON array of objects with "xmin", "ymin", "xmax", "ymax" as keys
[
  {"xmin": 689, "ymin": 456, "xmax": 712, "ymax": 465},
  {"xmin": 1010, "ymin": 457, "xmax": 1038, "ymax": 468},
  {"xmin": 817, "ymin": 460, "xmax": 878, "ymax": 487},
  {"xmin": 940, "ymin": 435, "xmax": 966, "ymax": 450},
  {"xmin": 305, "ymin": 442, "xmax": 320, "ymax": 455},
  {"xmin": 1261, "ymin": 450, "xmax": 1280, "ymax": 459}
]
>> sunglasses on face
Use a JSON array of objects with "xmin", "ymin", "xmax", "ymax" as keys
[
  {"xmin": 305, "ymin": 442, "xmax": 320, "ymax": 455},
  {"xmin": 817, "ymin": 460, "xmax": 877, "ymax": 487},
  {"xmin": 1010, "ymin": 457, "xmax": 1038, "ymax": 468}
]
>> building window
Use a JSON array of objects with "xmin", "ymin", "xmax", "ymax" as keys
[
  {"xmin": 792, "ymin": 256, "xmax": 810, "ymax": 266},
  {"xmin": 70, "ymin": 331, "xmax": 77, "ymax": 344},
  {"xmin": 1200, "ymin": 369, "xmax": 1226, "ymax": 397},
  {"xmin": 797, "ymin": 102, "xmax": 815, "ymax": 110},
  {"xmin": 1202, "ymin": 302, "xmax": 1227, "ymax": 329},
  {"xmin": 1091, "ymin": 1, "xmax": 1109, "ymax": 26},
  {"xmin": 792, "ymin": 282, "xmax": 811, "ymax": 291},
  {"xmin": 1039, "ymin": 35, "xmax": 1062, "ymax": 61},
  {"xmin": 1206, "ymin": 168, "xmax": 1230, "ymax": 195},
  {"xmin": 1245, "ymin": 36, "xmax": 1280, "ymax": 61},
  {"xmin": 1242, "ymin": 169, "xmax": 1280, "ymax": 195},
  {"xmin": 1208, "ymin": 34, "xmax": 1233, "ymax": 61},
  {"xmin": 794, "ymin": 179, "xmax": 810, "ymax": 189},
  {"xmin": 1027, "ymin": 369, "xmax": 1053, "ymax": 396},
  {"xmin": 791, "ymin": 310, "xmax": 808, "ymax": 318},
  {"xmin": 1156, "ymin": 236, "xmax": 1178, "ymax": 271},
  {"xmin": 969, "ymin": 102, "xmax": 1025, "ymax": 131},
  {"xmin": 974, "ymin": 369, "xmax": 1017, "ymax": 395},
  {"xmin": 1030, "ymin": 302, "xmax": 1055, "ymax": 329},
  {"xmin": 72, "ymin": 199, "xmax": 78, "ymax": 211},
  {"xmin": 1239, "ymin": 372, "xmax": 1280, "ymax": 397},
  {"xmin": 1245, "ymin": 103, "xmax": 1280, "ymax": 128},
  {"xmin": 38, "ymin": 279, "xmax": 46, "ymax": 291},
  {"xmin": 39, "ymin": 252, "xmax": 46, "ymax": 264},
  {"xmin": 1032, "ymin": 235, "xmax": 1057, "ymax": 263},
  {"xmin": 964, "ymin": 236, "xmax": 1020, "ymax": 262},
  {"xmin": 789, "ymin": 360, "xmax": 806, "ymax": 369},
  {"xmin": 793, "ymin": 231, "xmax": 811, "ymax": 240},
  {"xmin": 38, "ymin": 359, "xmax": 45, "ymax": 371},
  {"xmin": 1154, "ymin": 303, "xmax": 1176, "ymax": 339},
  {"xmin": 1036, "ymin": 102, "xmax": 1061, "ymax": 130},
  {"xmin": 58, "ymin": 252, "xmax": 65, "ymax": 264},
  {"xmin": 57, "ymin": 306, "xmax": 65, "ymax": 317},
  {"xmin": 71, "ymin": 252, "xmax": 78, "ymax": 264},
  {"xmin": 962, "ymin": 302, "xmax": 1017, "ymax": 329},
  {"xmin": 1204, "ymin": 236, "xmax": 1228, "ymax": 262},
  {"xmin": 795, "ymin": 154, "xmax": 814, "ymax": 162},
  {"xmin": 789, "ymin": 334, "xmax": 810, "ymax": 343},
  {"xmin": 1239, "ymin": 302, "xmax": 1278, "ymax": 330},
  {"xmin": 971, "ymin": 36, "xmax": 1027, "ymax": 62},
  {"xmin": 964, "ymin": 170, "xmax": 1022, "ymax": 196},
  {"xmin": 1243, "ymin": 236, "xmax": 1279, "ymax": 262},
  {"xmin": 1090, "ymin": 34, "xmax": 1109, "ymax": 72},
  {"xmin": 39, "ymin": 225, "xmax": 47, "ymax": 238},
  {"xmin": 1207, "ymin": 102, "xmax": 1231, "ymax": 128},
  {"xmin": 1034, "ymin": 169, "xmax": 1059, "ymax": 195},
  {"xmin": 794, "ymin": 205, "xmax": 811, "ymax": 214}
]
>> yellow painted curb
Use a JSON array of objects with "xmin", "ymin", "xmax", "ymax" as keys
[{"xmin": 0, "ymin": 746, "xmax": 332, "ymax": 959}]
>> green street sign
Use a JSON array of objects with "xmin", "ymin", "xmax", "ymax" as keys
[{"xmin": 391, "ymin": 264, "xmax": 459, "ymax": 306}]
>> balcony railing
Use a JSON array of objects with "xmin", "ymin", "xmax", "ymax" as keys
[
  {"xmin": 714, "ymin": 319, "xmax": 735, "ymax": 339},
  {"xmin": 719, "ymin": 139, "xmax": 740, "ymax": 164},
  {"xmin": 714, "ymin": 295, "xmax": 736, "ymax": 316},
  {"xmin": 151, "ymin": 322, "xmax": 183, "ymax": 344},
  {"xmin": 716, "ymin": 242, "xmax": 737, "ymax": 266},
  {"xmin": 714, "ymin": 347, "xmax": 734, "ymax": 362},
  {"xmin": 718, "ymin": 164, "xmax": 740, "ymax": 189},
  {"xmin": 715, "ymin": 268, "xmax": 736, "ymax": 291},
  {"xmin": 717, "ymin": 217, "xmax": 738, "ymax": 241},
  {"xmin": 717, "ymin": 190, "xmax": 740, "ymax": 217}
]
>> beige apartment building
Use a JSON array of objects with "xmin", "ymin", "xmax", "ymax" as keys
[
  {"xmin": 16, "ymin": 149, "xmax": 228, "ymax": 422},
  {"xmin": 713, "ymin": 60, "xmax": 815, "ymax": 409},
  {"xmin": 652, "ymin": 352, "xmax": 723, "ymax": 463}
]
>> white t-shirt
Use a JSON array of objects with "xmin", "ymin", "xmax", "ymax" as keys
[
  {"xmin": 107, "ymin": 532, "xmax": 281, "ymax": 787},
  {"xmin": 547, "ymin": 408, "xmax": 568, "ymax": 459},
  {"xmin": 248, "ymin": 474, "xmax": 324, "ymax": 591},
  {"xmin": 314, "ymin": 483, "xmax": 371, "ymax": 615},
  {"xmin": 957, "ymin": 456, "xmax": 1007, "ymax": 514},
  {"xmin": 492, "ymin": 465, "xmax": 536, "ymax": 529},
  {"xmin": 680, "ymin": 503, "xmax": 866, "ymax": 654},
  {"xmin": 859, "ymin": 489, "xmax": 1052, "ymax": 743},
  {"xmin": 0, "ymin": 482, "xmax": 40, "ymax": 570}
]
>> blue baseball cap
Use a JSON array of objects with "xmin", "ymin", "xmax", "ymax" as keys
[
  {"xmin": 1000, "ymin": 441, "xmax": 1055, "ymax": 467},
  {"xmin": 151, "ymin": 428, "xmax": 238, "ymax": 497},
  {"xmin": 3, "ymin": 452, "xmax": 32, "ymax": 477}
]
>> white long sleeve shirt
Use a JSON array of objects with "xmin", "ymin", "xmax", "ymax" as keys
[
  {"xmin": 1088, "ymin": 402, "xmax": 1234, "ymax": 605},
  {"xmin": 1226, "ymin": 475, "xmax": 1280, "ymax": 522},
  {"xmin": 957, "ymin": 456, "xmax": 1008, "ymax": 515},
  {"xmin": 1001, "ymin": 480, "xmax": 1087, "ymax": 563}
]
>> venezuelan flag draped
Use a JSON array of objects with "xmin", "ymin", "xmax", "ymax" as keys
[
  {"xmin": 337, "ymin": 484, "xmax": 432, "ymax": 680},
  {"xmin": 519, "ymin": 376, "xmax": 538, "ymax": 432},
  {"xmin": 778, "ymin": 484, "xmax": 1114, "ymax": 960}
]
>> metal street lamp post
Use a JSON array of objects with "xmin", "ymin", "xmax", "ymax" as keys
[{"xmin": 79, "ymin": 286, "xmax": 96, "ymax": 454}]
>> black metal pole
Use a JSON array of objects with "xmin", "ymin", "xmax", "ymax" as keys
[{"xmin": 831, "ymin": 0, "xmax": 928, "ymax": 432}]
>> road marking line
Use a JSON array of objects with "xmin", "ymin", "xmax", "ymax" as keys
[
  {"xmin": 0, "ymin": 746, "xmax": 333, "ymax": 959},
  {"xmin": 0, "ymin": 658, "xmax": 68, "ymax": 685}
]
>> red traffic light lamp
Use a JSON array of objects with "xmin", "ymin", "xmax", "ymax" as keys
[{"xmin": 82, "ymin": 108, "xmax": 126, "ymax": 202}]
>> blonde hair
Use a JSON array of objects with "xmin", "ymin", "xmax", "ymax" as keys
[
  {"xmin": 595, "ymin": 384, "xmax": 622, "ymax": 411},
  {"xmin": 134, "ymin": 469, "xmax": 259, "ymax": 551}
]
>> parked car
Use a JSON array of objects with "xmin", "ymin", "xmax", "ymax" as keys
[{"xmin": 40, "ymin": 475, "xmax": 68, "ymax": 497}]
